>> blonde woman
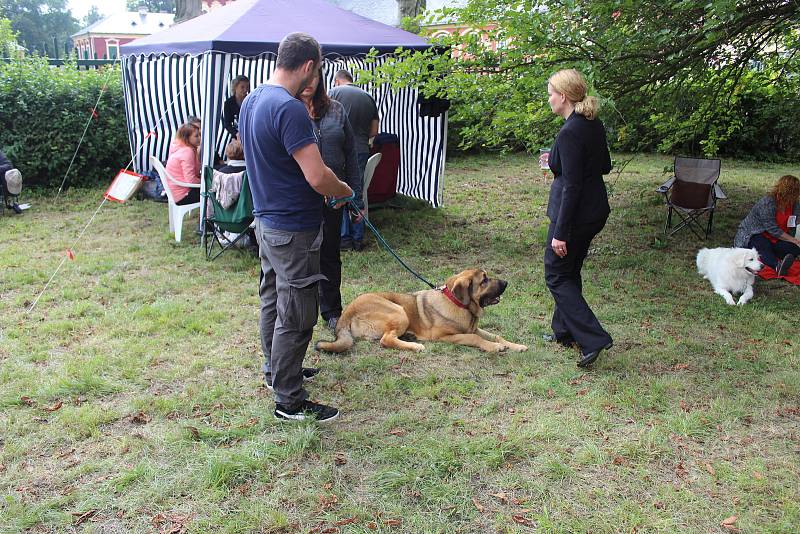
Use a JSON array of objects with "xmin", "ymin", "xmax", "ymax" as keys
[{"xmin": 542, "ymin": 69, "xmax": 613, "ymax": 368}]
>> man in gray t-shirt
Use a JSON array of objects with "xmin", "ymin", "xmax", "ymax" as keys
[
  {"xmin": 328, "ymin": 69, "xmax": 379, "ymax": 250},
  {"xmin": 329, "ymin": 70, "xmax": 379, "ymax": 155}
]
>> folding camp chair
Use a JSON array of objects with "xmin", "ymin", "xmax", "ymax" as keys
[
  {"xmin": 657, "ymin": 157, "xmax": 725, "ymax": 239},
  {"xmin": 203, "ymin": 166, "xmax": 254, "ymax": 261}
]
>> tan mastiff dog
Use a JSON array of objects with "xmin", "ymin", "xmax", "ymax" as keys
[{"xmin": 315, "ymin": 269, "xmax": 528, "ymax": 353}]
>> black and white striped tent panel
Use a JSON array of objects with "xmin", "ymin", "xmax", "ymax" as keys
[
  {"xmin": 121, "ymin": 54, "xmax": 204, "ymax": 172},
  {"xmin": 121, "ymin": 52, "xmax": 446, "ymax": 207}
]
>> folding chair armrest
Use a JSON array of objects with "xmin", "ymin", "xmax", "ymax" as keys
[
  {"xmin": 656, "ymin": 176, "xmax": 675, "ymax": 193},
  {"xmin": 171, "ymin": 178, "xmax": 201, "ymax": 189},
  {"xmin": 713, "ymin": 183, "xmax": 727, "ymax": 200}
]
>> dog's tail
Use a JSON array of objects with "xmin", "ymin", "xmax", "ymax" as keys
[{"xmin": 315, "ymin": 307, "xmax": 355, "ymax": 353}]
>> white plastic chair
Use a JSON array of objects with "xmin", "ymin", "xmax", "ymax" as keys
[
  {"xmin": 361, "ymin": 153, "xmax": 382, "ymax": 219},
  {"xmin": 150, "ymin": 155, "xmax": 201, "ymax": 242}
]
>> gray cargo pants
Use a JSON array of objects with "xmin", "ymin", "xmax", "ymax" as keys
[{"xmin": 256, "ymin": 219, "xmax": 326, "ymax": 408}]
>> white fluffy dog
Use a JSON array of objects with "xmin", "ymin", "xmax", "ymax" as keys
[{"xmin": 696, "ymin": 247, "xmax": 763, "ymax": 305}]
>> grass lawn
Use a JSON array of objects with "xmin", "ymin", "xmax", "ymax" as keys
[{"xmin": 1, "ymin": 153, "xmax": 798, "ymax": 533}]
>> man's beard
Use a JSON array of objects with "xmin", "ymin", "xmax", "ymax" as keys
[{"xmin": 295, "ymin": 71, "xmax": 316, "ymax": 99}]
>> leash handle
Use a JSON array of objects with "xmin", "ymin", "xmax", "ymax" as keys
[
  {"xmin": 345, "ymin": 201, "xmax": 436, "ymax": 289},
  {"xmin": 327, "ymin": 193, "xmax": 355, "ymax": 208}
]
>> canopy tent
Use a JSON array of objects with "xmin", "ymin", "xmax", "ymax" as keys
[{"xmin": 120, "ymin": 0, "xmax": 447, "ymax": 207}]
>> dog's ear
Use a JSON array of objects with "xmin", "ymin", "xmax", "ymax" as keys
[
  {"xmin": 736, "ymin": 251, "xmax": 749, "ymax": 267},
  {"xmin": 450, "ymin": 275, "xmax": 472, "ymax": 306}
]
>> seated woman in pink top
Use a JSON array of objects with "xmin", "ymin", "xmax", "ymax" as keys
[{"xmin": 165, "ymin": 122, "xmax": 201, "ymax": 205}]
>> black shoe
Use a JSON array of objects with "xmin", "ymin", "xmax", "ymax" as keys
[
  {"xmin": 351, "ymin": 240, "xmax": 364, "ymax": 252},
  {"xmin": 264, "ymin": 367, "xmax": 321, "ymax": 391},
  {"xmin": 274, "ymin": 400, "xmax": 339, "ymax": 423},
  {"xmin": 326, "ymin": 316, "xmax": 338, "ymax": 332},
  {"xmin": 577, "ymin": 342, "xmax": 613, "ymax": 368},
  {"xmin": 340, "ymin": 238, "xmax": 353, "ymax": 251},
  {"xmin": 777, "ymin": 254, "xmax": 795, "ymax": 276},
  {"xmin": 542, "ymin": 333, "xmax": 575, "ymax": 347}
]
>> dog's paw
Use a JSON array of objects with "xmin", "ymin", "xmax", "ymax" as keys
[
  {"xmin": 724, "ymin": 297, "xmax": 736, "ymax": 305},
  {"xmin": 410, "ymin": 342, "xmax": 426, "ymax": 352},
  {"xmin": 507, "ymin": 343, "xmax": 528, "ymax": 352},
  {"xmin": 484, "ymin": 343, "xmax": 508, "ymax": 352}
]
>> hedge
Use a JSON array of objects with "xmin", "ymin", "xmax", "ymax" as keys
[{"xmin": 0, "ymin": 57, "xmax": 130, "ymax": 189}]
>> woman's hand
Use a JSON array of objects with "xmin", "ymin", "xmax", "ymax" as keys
[{"xmin": 551, "ymin": 238, "xmax": 568, "ymax": 258}]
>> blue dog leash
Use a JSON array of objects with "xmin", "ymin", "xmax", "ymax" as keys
[{"xmin": 327, "ymin": 195, "xmax": 437, "ymax": 289}]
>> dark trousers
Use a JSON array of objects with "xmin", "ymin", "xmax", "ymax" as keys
[
  {"xmin": 341, "ymin": 152, "xmax": 369, "ymax": 243},
  {"xmin": 256, "ymin": 220, "xmax": 325, "ymax": 407},
  {"xmin": 544, "ymin": 220, "xmax": 612, "ymax": 354},
  {"xmin": 319, "ymin": 204, "xmax": 343, "ymax": 321},
  {"xmin": 176, "ymin": 187, "xmax": 200, "ymax": 205},
  {"xmin": 747, "ymin": 234, "xmax": 800, "ymax": 270}
]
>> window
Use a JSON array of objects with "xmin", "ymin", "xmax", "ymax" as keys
[{"xmin": 106, "ymin": 39, "xmax": 119, "ymax": 59}]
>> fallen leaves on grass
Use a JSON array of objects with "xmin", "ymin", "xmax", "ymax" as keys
[
  {"xmin": 384, "ymin": 518, "xmax": 402, "ymax": 527},
  {"xmin": 334, "ymin": 453, "xmax": 347, "ymax": 466},
  {"xmin": 185, "ymin": 426, "xmax": 200, "ymax": 440},
  {"xmin": 44, "ymin": 401, "xmax": 63, "ymax": 412},
  {"xmin": 680, "ymin": 400, "xmax": 690, "ymax": 412},
  {"xmin": 151, "ymin": 512, "xmax": 191, "ymax": 534},
  {"xmin": 576, "ymin": 388, "xmax": 589, "ymax": 397},
  {"xmin": 366, "ymin": 521, "xmax": 377, "ymax": 530},
  {"xmin": 546, "ymin": 389, "xmax": 555, "ymax": 398},
  {"xmin": 673, "ymin": 363, "xmax": 690, "ymax": 370},
  {"xmin": 613, "ymin": 456, "xmax": 625, "ymax": 466},
  {"xmin": 131, "ymin": 411, "xmax": 151, "ymax": 425},
  {"xmin": 568, "ymin": 374, "xmax": 588, "ymax": 386},
  {"xmin": 512, "ymin": 514, "xmax": 536, "ymax": 527},
  {"xmin": 318, "ymin": 493, "xmax": 339, "ymax": 510},
  {"xmin": 775, "ymin": 406, "xmax": 800, "ymax": 417},
  {"xmin": 71, "ymin": 509, "xmax": 97, "ymax": 525},
  {"xmin": 490, "ymin": 491, "xmax": 508, "ymax": 503},
  {"xmin": 388, "ymin": 428, "xmax": 406, "ymax": 436},
  {"xmin": 705, "ymin": 463, "xmax": 716, "ymax": 476},
  {"xmin": 721, "ymin": 515, "xmax": 740, "ymax": 532},
  {"xmin": 675, "ymin": 461, "xmax": 689, "ymax": 480},
  {"xmin": 20, "ymin": 396, "xmax": 35, "ymax": 407},
  {"xmin": 334, "ymin": 517, "xmax": 358, "ymax": 526},
  {"xmin": 239, "ymin": 417, "xmax": 259, "ymax": 428},
  {"xmin": 472, "ymin": 496, "xmax": 486, "ymax": 513},
  {"xmin": 753, "ymin": 471, "xmax": 764, "ymax": 480}
]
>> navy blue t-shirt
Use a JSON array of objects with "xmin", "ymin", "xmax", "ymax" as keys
[{"xmin": 239, "ymin": 84, "xmax": 320, "ymax": 231}]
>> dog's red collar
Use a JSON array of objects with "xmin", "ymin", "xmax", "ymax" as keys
[{"xmin": 439, "ymin": 286, "xmax": 468, "ymax": 309}]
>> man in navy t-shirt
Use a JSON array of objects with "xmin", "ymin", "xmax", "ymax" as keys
[{"xmin": 239, "ymin": 32, "xmax": 353, "ymax": 424}]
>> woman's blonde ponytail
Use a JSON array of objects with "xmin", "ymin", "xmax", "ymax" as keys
[{"xmin": 548, "ymin": 69, "xmax": 600, "ymax": 120}]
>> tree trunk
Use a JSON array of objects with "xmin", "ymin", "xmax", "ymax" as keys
[
  {"xmin": 397, "ymin": 0, "xmax": 426, "ymax": 20},
  {"xmin": 174, "ymin": 0, "xmax": 202, "ymax": 24}
]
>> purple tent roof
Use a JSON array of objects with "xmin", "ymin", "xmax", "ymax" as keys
[{"xmin": 121, "ymin": 0, "xmax": 430, "ymax": 56}]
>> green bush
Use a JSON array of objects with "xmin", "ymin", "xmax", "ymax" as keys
[{"xmin": 0, "ymin": 56, "xmax": 129, "ymax": 188}]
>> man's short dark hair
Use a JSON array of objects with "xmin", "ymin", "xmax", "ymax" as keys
[
  {"xmin": 277, "ymin": 32, "xmax": 321, "ymax": 71},
  {"xmin": 334, "ymin": 69, "xmax": 354, "ymax": 83}
]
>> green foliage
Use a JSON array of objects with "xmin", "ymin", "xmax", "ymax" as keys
[
  {"xmin": 81, "ymin": 5, "xmax": 103, "ymax": 27},
  {"xmin": 0, "ymin": 57, "xmax": 130, "ymax": 188},
  {"xmin": 0, "ymin": 16, "xmax": 16, "ymax": 48},
  {"xmin": 0, "ymin": 0, "xmax": 78, "ymax": 56},
  {"xmin": 126, "ymin": 0, "xmax": 175, "ymax": 13},
  {"xmin": 368, "ymin": 0, "xmax": 800, "ymax": 158}
]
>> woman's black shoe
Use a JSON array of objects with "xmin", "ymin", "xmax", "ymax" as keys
[{"xmin": 577, "ymin": 342, "xmax": 613, "ymax": 368}]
